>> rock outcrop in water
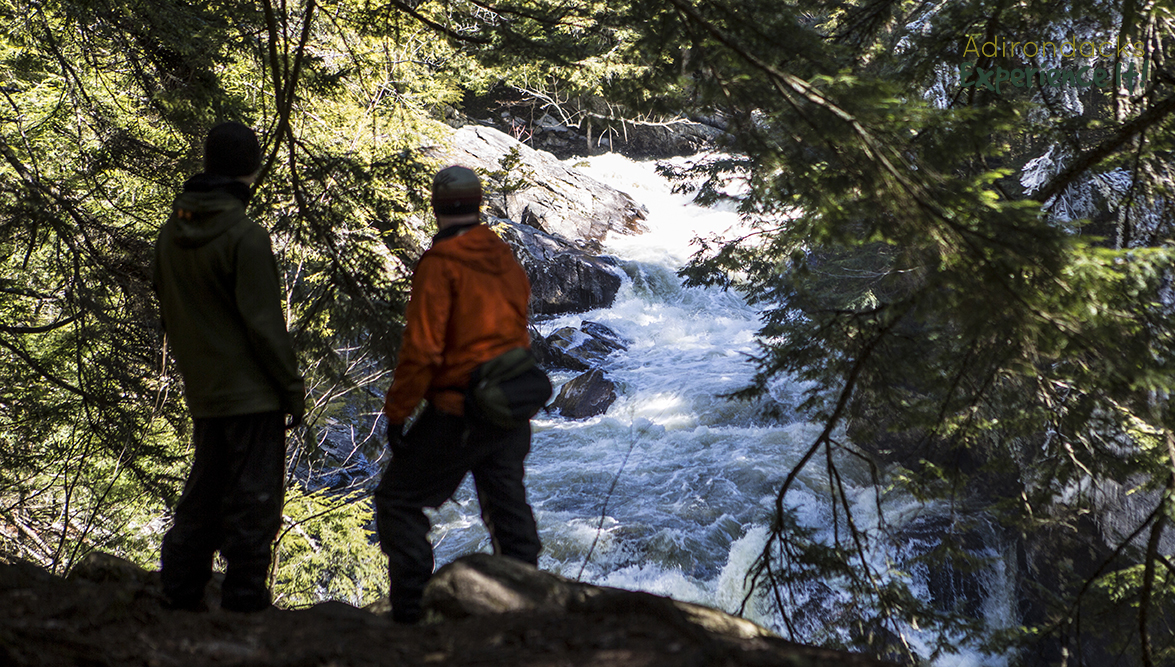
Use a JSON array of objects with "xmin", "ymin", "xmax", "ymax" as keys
[
  {"xmin": 449, "ymin": 89, "xmax": 726, "ymax": 160},
  {"xmin": 550, "ymin": 368, "xmax": 618, "ymax": 419},
  {"xmin": 847, "ymin": 388, "xmax": 1175, "ymax": 664},
  {"xmin": 545, "ymin": 325, "xmax": 625, "ymax": 369},
  {"xmin": 425, "ymin": 125, "xmax": 650, "ymax": 245},
  {"xmin": 490, "ymin": 217, "xmax": 625, "ymax": 316},
  {"xmin": 531, "ymin": 320, "xmax": 629, "ymax": 419},
  {"xmin": 0, "ymin": 552, "xmax": 903, "ymax": 667}
]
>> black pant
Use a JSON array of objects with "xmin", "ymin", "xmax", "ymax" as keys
[
  {"xmin": 160, "ymin": 411, "xmax": 286, "ymax": 611},
  {"xmin": 374, "ymin": 407, "xmax": 541, "ymax": 623}
]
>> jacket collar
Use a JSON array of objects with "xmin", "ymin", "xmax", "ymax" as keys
[{"xmin": 432, "ymin": 222, "xmax": 480, "ymax": 244}]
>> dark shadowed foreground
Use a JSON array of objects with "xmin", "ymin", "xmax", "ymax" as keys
[{"xmin": 0, "ymin": 552, "xmax": 902, "ymax": 667}]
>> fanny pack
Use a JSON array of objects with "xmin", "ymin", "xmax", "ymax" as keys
[{"xmin": 465, "ymin": 347, "xmax": 553, "ymax": 429}]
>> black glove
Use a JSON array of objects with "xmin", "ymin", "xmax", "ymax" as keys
[{"xmin": 387, "ymin": 421, "xmax": 405, "ymax": 456}]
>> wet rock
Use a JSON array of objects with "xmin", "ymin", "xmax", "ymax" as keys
[
  {"xmin": 603, "ymin": 117, "xmax": 725, "ymax": 159},
  {"xmin": 546, "ymin": 326, "xmax": 616, "ymax": 370},
  {"xmin": 551, "ymin": 369, "xmax": 617, "ymax": 419},
  {"xmin": 848, "ymin": 620, "xmax": 912, "ymax": 666},
  {"xmin": 539, "ymin": 344, "xmax": 589, "ymax": 372},
  {"xmin": 580, "ymin": 320, "xmax": 629, "ymax": 351},
  {"xmin": 536, "ymin": 321, "xmax": 629, "ymax": 371},
  {"xmin": 532, "ymin": 322, "xmax": 627, "ymax": 371},
  {"xmin": 294, "ymin": 420, "xmax": 383, "ymax": 493},
  {"xmin": 1013, "ymin": 510, "xmax": 1162, "ymax": 667},
  {"xmin": 451, "ymin": 90, "xmax": 727, "ymax": 160},
  {"xmin": 528, "ymin": 329, "xmax": 558, "ymax": 370},
  {"xmin": 490, "ymin": 218, "xmax": 623, "ymax": 315},
  {"xmin": 428, "ymin": 125, "xmax": 649, "ymax": 244}
]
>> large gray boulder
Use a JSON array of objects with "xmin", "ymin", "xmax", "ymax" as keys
[
  {"xmin": 424, "ymin": 553, "xmax": 773, "ymax": 641},
  {"xmin": 551, "ymin": 368, "xmax": 618, "ymax": 419},
  {"xmin": 427, "ymin": 125, "xmax": 649, "ymax": 244},
  {"xmin": 489, "ymin": 218, "xmax": 624, "ymax": 315}
]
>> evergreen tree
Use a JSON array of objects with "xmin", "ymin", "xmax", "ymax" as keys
[
  {"xmin": 658, "ymin": 1, "xmax": 1175, "ymax": 663},
  {"xmin": 0, "ymin": 0, "xmax": 446, "ymax": 592}
]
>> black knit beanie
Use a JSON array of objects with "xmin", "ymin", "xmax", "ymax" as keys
[
  {"xmin": 204, "ymin": 122, "xmax": 262, "ymax": 178},
  {"xmin": 432, "ymin": 165, "xmax": 482, "ymax": 216}
]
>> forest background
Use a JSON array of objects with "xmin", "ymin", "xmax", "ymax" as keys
[{"xmin": 1, "ymin": 0, "xmax": 1173, "ymax": 665}]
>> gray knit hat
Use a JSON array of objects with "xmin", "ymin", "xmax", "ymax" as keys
[
  {"xmin": 432, "ymin": 165, "xmax": 482, "ymax": 216},
  {"xmin": 204, "ymin": 122, "xmax": 262, "ymax": 177}
]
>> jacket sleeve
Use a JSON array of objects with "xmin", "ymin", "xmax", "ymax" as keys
[
  {"xmin": 235, "ymin": 224, "xmax": 305, "ymax": 414},
  {"xmin": 384, "ymin": 253, "xmax": 452, "ymax": 423}
]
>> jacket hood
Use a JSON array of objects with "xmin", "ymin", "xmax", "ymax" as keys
[
  {"xmin": 427, "ymin": 224, "xmax": 519, "ymax": 275},
  {"xmin": 168, "ymin": 174, "xmax": 252, "ymax": 248}
]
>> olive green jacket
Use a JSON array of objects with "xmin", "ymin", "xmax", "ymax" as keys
[{"xmin": 152, "ymin": 178, "xmax": 304, "ymax": 418}]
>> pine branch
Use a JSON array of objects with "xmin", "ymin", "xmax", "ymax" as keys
[
  {"xmin": 742, "ymin": 301, "xmax": 913, "ymax": 620},
  {"xmin": 382, "ymin": 0, "xmax": 491, "ymax": 45},
  {"xmin": 467, "ymin": 0, "xmax": 571, "ymax": 25},
  {"xmin": 1035, "ymin": 91, "xmax": 1175, "ymax": 206}
]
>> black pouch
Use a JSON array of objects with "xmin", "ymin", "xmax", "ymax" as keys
[{"xmin": 466, "ymin": 348, "xmax": 553, "ymax": 429}]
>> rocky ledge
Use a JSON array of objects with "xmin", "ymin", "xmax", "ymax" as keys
[
  {"xmin": 491, "ymin": 216, "xmax": 625, "ymax": 316},
  {"xmin": 1, "ymin": 552, "xmax": 902, "ymax": 667},
  {"xmin": 425, "ymin": 124, "xmax": 649, "ymax": 245}
]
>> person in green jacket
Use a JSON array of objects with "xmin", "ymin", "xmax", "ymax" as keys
[{"xmin": 152, "ymin": 122, "xmax": 304, "ymax": 612}]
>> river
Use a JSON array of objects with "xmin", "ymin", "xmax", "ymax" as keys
[{"xmin": 423, "ymin": 152, "xmax": 1014, "ymax": 666}]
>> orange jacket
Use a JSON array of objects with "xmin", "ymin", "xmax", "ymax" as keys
[{"xmin": 384, "ymin": 224, "xmax": 531, "ymax": 422}]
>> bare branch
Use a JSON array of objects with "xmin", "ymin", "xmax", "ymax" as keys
[{"xmin": 0, "ymin": 316, "xmax": 80, "ymax": 335}]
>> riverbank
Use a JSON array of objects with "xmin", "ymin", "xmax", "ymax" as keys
[{"xmin": 0, "ymin": 553, "xmax": 901, "ymax": 667}]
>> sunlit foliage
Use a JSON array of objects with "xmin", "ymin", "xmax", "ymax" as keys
[{"xmin": 0, "ymin": 0, "xmax": 448, "ymax": 579}]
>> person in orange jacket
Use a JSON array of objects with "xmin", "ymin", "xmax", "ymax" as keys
[{"xmin": 374, "ymin": 165, "xmax": 542, "ymax": 624}]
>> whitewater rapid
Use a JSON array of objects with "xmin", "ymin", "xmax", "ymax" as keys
[
  {"xmin": 427, "ymin": 152, "xmax": 793, "ymax": 609},
  {"xmin": 423, "ymin": 153, "xmax": 1013, "ymax": 665}
]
